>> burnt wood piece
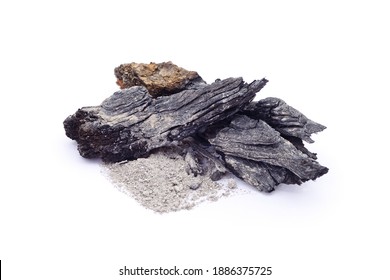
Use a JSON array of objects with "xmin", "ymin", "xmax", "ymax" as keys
[
  {"xmin": 204, "ymin": 114, "xmax": 328, "ymax": 191},
  {"xmin": 64, "ymin": 77, "xmax": 268, "ymax": 162},
  {"xmin": 243, "ymin": 97, "xmax": 326, "ymax": 143}
]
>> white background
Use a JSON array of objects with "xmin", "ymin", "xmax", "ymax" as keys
[{"xmin": 1, "ymin": 0, "xmax": 389, "ymax": 279}]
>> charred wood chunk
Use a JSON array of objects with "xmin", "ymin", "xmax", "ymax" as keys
[
  {"xmin": 205, "ymin": 114, "xmax": 328, "ymax": 189},
  {"xmin": 114, "ymin": 61, "xmax": 206, "ymax": 97},
  {"xmin": 63, "ymin": 78, "xmax": 268, "ymax": 162},
  {"xmin": 243, "ymin": 97, "xmax": 326, "ymax": 143}
]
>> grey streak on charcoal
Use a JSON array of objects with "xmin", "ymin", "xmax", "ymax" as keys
[
  {"xmin": 205, "ymin": 114, "xmax": 328, "ymax": 183},
  {"xmin": 63, "ymin": 77, "xmax": 268, "ymax": 162},
  {"xmin": 243, "ymin": 97, "xmax": 326, "ymax": 143}
]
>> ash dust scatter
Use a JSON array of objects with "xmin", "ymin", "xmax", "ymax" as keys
[{"xmin": 102, "ymin": 149, "xmax": 238, "ymax": 213}]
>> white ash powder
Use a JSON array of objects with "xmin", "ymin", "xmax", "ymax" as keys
[{"xmin": 101, "ymin": 150, "xmax": 237, "ymax": 213}]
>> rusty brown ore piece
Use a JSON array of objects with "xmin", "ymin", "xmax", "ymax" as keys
[{"xmin": 114, "ymin": 61, "xmax": 206, "ymax": 97}]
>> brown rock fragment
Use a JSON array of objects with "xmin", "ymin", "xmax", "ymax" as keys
[{"xmin": 114, "ymin": 61, "xmax": 206, "ymax": 97}]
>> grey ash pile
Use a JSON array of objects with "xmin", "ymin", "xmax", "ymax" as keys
[
  {"xmin": 64, "ymin": 61, "xmax": 328, "ymax": 212},
  {"xmin": 102, "ymin": 147, "xmax": 237, "ymax": 213}
]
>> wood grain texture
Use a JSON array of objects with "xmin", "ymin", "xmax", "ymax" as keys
[
  {"xmin": 64, "ymin": 77, "xmax": 268, "ymax": 162},
  {"xmin": 204, "ymin": 114, "xmax": 328, "ymax": 192}
]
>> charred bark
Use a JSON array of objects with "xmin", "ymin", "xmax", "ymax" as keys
[
  {"xmin": 64, "ymin": 77, "xmax": 268, "ymax": 162},
  {"xmin": 202, "ymin": 114, "xmax": 328, "ymax": 192}
]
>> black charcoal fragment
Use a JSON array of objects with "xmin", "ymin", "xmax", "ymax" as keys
[
  {"xmin": 204, "ymin": 114, "xmax": 328, "ymax": 190},
  {"xmin": 64, "ymin": 78, "xmax": 268, "ymax": 162}
]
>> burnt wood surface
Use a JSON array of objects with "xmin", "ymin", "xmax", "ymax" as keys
[
  {"xmin": 203, "ymin": 114, "xmax": 328, "ymax": 192},
  {"xmin": 64, "ymin": 77, "xmax": 267, "ymax": 162}
]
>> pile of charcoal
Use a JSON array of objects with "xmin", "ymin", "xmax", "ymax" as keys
[{"xmin": 64, "ymin": 62, "xmax": 328, "ymax": 192}]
